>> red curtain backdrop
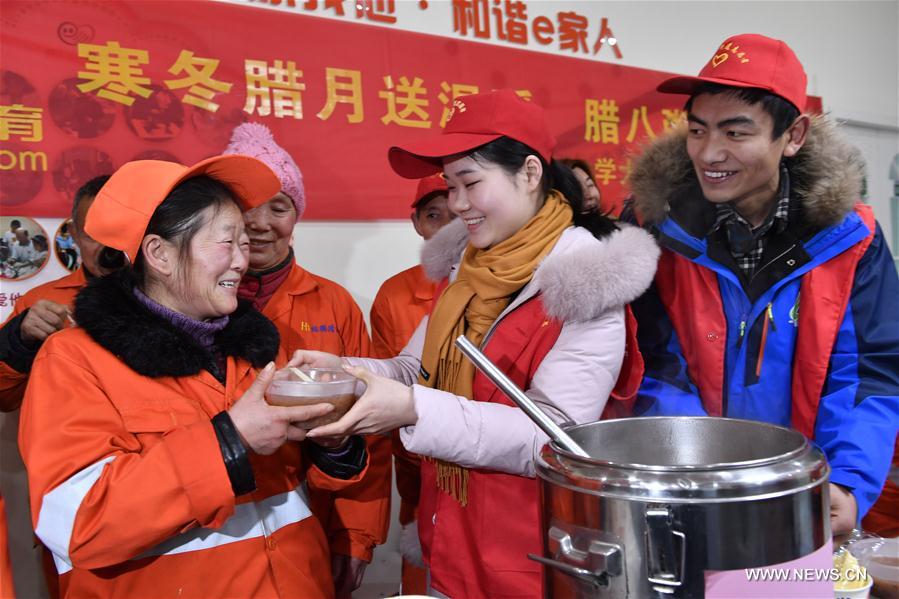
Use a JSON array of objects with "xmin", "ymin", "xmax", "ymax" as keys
[{"xmin": 0, "ymin": 0, "xmax": 820, "ymax": 219}]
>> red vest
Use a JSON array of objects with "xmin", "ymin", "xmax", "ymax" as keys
[
  {"xmin": 655, "ymin": 204, "xmax": 896, "ymax": 535},
  {"xmin": 655, "ymin": 204, "xmax": 874, "ymax": 435},
  {"xmin": 417, "ymin": 286, "xmax": 643, "ymax": 597}
]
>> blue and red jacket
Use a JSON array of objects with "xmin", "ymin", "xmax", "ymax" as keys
[{"xmin": 628, "ymin": 119, "xmax": 899, "ymax": 520}]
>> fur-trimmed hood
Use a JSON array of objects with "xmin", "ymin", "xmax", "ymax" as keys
[
  {"xmin": 420, "ymin": 218, "xmax": 660, "ymax": 323},
  {"xmin": 74, "ymin": 270, "xmax": 279, "ymax": 378},
  {"xmin": 629, "ymin": 115, "xmax": 865, "ymax": 230}
]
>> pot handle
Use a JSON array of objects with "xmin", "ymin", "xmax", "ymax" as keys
[
  {"xmin": 528, "ymin": 525, "xmax": 623, "ymax": 588},
  {"xmin": 528, "ymin": 554, "xmax": 608, "ymax": 587},
  {"xmin": 645, "ymin": 506, "xmax": 686, "ymax": 589}
]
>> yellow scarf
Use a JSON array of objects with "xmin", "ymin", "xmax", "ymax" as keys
[{"xmin": 418, "ymin": 191, "xmax": 573, "ymax": 505}]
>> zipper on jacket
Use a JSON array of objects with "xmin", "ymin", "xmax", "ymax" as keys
[
  {"xmin": 737, "ymin": 319, "xmax": 747, "ymax": 348},
  {"xmin": 766, "ymin": 303, "xmax": 777, "ymax": 332},
  {"xmin": 754, "ymin": 303, "xmax": 775, "ymax": 378}
]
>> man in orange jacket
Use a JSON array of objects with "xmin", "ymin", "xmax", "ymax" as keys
[
  {"xmin": 369, "ymin": 174, "xmax": 454, "ymax": 594},
  {"xmin": 370, "ymin": 175, "xmax": 454, "ymax": 359},
  {"xmin": 0, "ymin": 176, "xmax": 114, "ymax": 410},
  {"xmin": 0, "ymin": 176, "xmax": 112, "ymax": 598}
]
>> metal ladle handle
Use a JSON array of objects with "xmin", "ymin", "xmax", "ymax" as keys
[{"xmin": 454, "ymin": 335, "xmax": 590, "ymax": 458}]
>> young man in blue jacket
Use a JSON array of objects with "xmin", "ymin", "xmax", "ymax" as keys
[{"xmin": 629, "ymin": 33, "xmax": 899, "ymax": 535}]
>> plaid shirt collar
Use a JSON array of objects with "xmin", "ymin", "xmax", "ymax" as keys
[{"xmin": 713, "ymin": 166, "xmax": 791, "ymax": 274}]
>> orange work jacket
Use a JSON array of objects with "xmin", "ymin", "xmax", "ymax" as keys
[
  {"xmin": 0, "ymin": 268, "xmax": 88, "ymax": 599},
  {"xmin": 18, "ymin": 322, "xmax": 366, "ymax": 598},
  {"xmin": 369, "ymin": 264, "xmax": 436, "ymax": 525},
  {"xmin": 0, "ymin": 268, "xmax": 87, "ymax": 411},
  {"xmin": 370, "ymin": 265, "xmax": 435, "ymax": 360},
  {"xmin": 261, "ymin": 262, "xmax": 391, "ymax": 561}
]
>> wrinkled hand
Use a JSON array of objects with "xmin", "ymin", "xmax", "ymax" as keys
[
  {"xmin": 228, "ymin": 362, "xmax": 335, "ymax": 455},
  {"xmin": 287, "ymin": 349, "xmax": 343, "ymax": 370},
  {"xmin": 307, "ymin": 365, "xmax": 416, "ymax": 438},
  {"xmin": 829, "ymin": 483, "xmax": 858, "ymax": 536},
  {"xmin": 331, "ymin": 553, "xmax": 367, "ymax": 598},
  {"xmin": 20, "ymin": 300, "xmax": 70, "ymax": 344}
]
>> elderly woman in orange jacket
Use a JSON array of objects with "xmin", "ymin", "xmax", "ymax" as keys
[
  {"xmin": 224, "ymin": 124, "xmax": 390, "ymax": 597},
  {"xmin": 18, "ymin": 156, "xmax": 369, "ymax": 598}
]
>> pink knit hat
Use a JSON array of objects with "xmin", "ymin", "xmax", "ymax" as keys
[{"xmin": 224, "ymin": 123, "xmax": 305, "ymax": 220}]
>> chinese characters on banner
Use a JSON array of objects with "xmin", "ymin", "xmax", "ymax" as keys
[
  {"xmin": 246, "ymin": 0, "xmax": 624, "ymax": 58},
  {"xmin": 1, "ymin": 0, "xmax": 698, "ymax": 220}
]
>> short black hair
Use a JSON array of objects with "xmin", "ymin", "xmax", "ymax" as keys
[
  {"xmin": 72, "ymin": 175, "xmax": 112, "ymax": 226},
  {"xmin": 685, "ymin": 82, "xmax": 800, "ymax": 139},
  {"xmin": 10, "ymin": 219, "xmax": 21, "ymax": 229}
]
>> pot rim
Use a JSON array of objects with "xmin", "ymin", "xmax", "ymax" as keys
[{"xmin": 549, "ymin": 417, "xmax": 809, "ymax": 472}]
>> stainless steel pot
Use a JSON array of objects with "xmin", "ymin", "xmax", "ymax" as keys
[{"xmin": 532, "ymin": 417, "xmax": 830, "ymax": 598}]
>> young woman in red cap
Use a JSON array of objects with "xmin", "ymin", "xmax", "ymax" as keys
[
  {"xmin": 18, "ymin": 156, "xmax": 370, "ymax": 598},
  {"xmin": 223, "ymin": 123, "xmax": 390, "ymax": 597},
  {"xmin": 292, "ymin": 89, "xmax": 660, "ymax": 598}
]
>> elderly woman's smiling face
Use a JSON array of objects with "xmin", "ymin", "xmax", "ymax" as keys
[{"xmin": 170, "ymin": 201, "xmax": 250, "ymax": 320}]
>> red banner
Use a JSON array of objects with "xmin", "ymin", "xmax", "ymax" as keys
[{"xmin": 2, "ymin": 1, "xmax": 725, "ymax": 219}]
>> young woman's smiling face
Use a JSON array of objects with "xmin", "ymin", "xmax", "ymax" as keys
[{"xmin": 442, "ymin": 154, "xmax": 541, "ymax": 249}]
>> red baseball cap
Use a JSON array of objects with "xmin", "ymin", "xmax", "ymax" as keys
[
  {"xmin": 85, "ymin": 155, "xmax": 281, "ymax": 263},
  {"xmin": 412, "ymin": 174, "xmax": 449, "ymax": 208},
  {"xmin": 657, "ymin": 34, "xmax": 807, "ymax": 112},
  {"xmin": 389, "ymin": 89, "xmax": 557, "ymax": 179}
]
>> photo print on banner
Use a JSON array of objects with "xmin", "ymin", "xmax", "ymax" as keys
[{"xmin": 0, "ymin": 216, "xmax": 50, "ymax": 281}]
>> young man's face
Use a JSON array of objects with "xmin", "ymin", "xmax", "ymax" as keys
[{"xmin": 686, "ymin": 93, "xmax": 799, "ymax": 213}]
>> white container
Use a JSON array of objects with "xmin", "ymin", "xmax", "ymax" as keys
[{"xmin": 834, "ymin": 574, "xmax": 873, "ymax": 599}]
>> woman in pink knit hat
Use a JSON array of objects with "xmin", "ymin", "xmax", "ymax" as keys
[{"xmin": 224, "ymin": 123, "xmax": 391, "ymax": 598}]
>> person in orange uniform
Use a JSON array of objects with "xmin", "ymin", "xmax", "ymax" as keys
[
  {"xmin": 0, "ymin": 176, "xmax": 113, "ymax": 409},
  {"xmin": 0, "ymin": 176, "xmax": 113, "ymax": 599},
  {"xmin": 371, "ymin": 174, "xmax": 454, "ymax": 358},
  {"xmin": 225, "ymin": 123, "xmax": 390, "ymax": 597},
  {"xmin": 18, "ymin": 156, "xmax": 369, "ymax": 598},
  {"xmin": 369, "ymin": 174, "xmax": 454, "ymax": 594}
]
